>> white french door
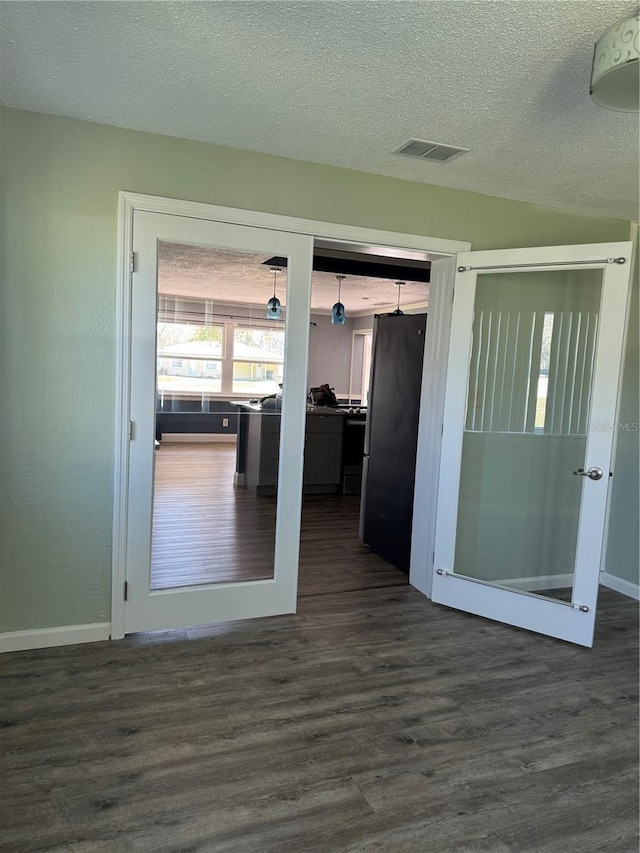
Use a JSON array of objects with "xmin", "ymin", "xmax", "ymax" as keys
[
  {"xmin": 125, "ymin": 211, "xmax": 313, "ymax": 633},
  {"xmin": 432, "ymin": 242, "xmax": 633, "ymax": 647}
]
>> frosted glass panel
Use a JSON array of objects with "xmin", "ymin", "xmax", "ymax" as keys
[{"xmin": 454, "ymin": 269, "xmax": 602, "ymax": 602}]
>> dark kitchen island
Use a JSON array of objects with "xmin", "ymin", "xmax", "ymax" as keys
[{"xmin": 230, "ymin": 402, "xmax": 365, "ymax": 496}]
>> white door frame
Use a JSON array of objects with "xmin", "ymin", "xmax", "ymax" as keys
[
  {"xmin": 431, "ymin": 242, "xmax": 634, "ymax": 647},
  {"xmin": 111, "ymin": 191, "xmax": 471, "ymax": 638}
]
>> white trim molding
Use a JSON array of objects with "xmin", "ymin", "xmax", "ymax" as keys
[
  {"xmin": 112, "ymin": 191, "xmax": 471, "ymax": 637},
  {"xmin": 0, "ymin": 623, "xmax": 111, "ymax": 654},
  {"xmin": 410, "ymin": 256, "xmax": 456, "ymax": 597},
  {"xmin": 600, "ymin": 572, "xmax": 640, "ymax": 601},
  {"xmin": 116, "ymin": 192, "xmax": 469, "ymax": 257}
]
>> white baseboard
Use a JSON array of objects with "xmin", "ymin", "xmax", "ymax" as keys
[
  {"xmin": 161, "ymin": 434, "xmax": 237, "ymax": 444},
  {"xmin": 0, "ymin": 622, "xmax": 111, "ymax": 653},
  {"xmin": 492, "ymin": 573, "xmax": 574, "ymax": 592},
  {"xmin": 600, "ymin": 572, "xmax": 640, "ymax": 601}
]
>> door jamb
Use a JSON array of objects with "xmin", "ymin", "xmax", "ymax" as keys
[{"xmin": 111, "ymin": 191, "xmax": 471, "ymax": 639}]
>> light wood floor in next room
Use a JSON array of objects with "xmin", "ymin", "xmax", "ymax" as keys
[{"xmin": 151, "ymin": 442, "xmax": 405, "ymax": 596}]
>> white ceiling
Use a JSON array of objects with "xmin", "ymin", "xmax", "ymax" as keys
[
  {"xmin": 158, "ymin": 242, "xmax": 429, "ymax": 314},
  {"xmin": 1, "ymin": 1, "xmax": 638, "ymax": 220}
]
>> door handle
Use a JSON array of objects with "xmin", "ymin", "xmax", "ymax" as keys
[{"xmin": 573, "ymin": 467, "xmax": 604, "ymax": 481}]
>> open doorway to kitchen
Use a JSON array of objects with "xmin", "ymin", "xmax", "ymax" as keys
[
  {"xmin": 150, "ymin": 239, "xmax": 433, "ymax": 599},
  {"xmin": 113, "ymin": 193, "xmax": 468, "ymax": 638},
  {"xmin": 293, "ymin": 241, "xmax": 432, "ymax": 599}
]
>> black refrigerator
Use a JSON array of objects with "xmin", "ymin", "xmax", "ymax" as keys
[{"xmin": 359, "ymin": 312, "xmax": 427, "ymax": 573}]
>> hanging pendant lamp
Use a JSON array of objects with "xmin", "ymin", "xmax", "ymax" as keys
[
  {"xmin": 266, "ymin": 267, "xmax": 282, "ymax": 320},
  {"xmin": 332, "ymin": 274, "xmax": 346, "ymax": 325},
  {"xmin": 391, "ymin": 281, "xmax": 405, "ymax": 315}
]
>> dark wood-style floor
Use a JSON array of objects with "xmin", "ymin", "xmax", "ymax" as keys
[{"xmin": 1, "ymin": 444, "xmax": 638, "ymax": 852}]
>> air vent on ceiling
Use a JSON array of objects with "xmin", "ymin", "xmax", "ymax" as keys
[{"xmin": 393, "ymin": 138, "xmax": 469, "ymax": 163}]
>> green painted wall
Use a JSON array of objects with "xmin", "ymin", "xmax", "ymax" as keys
[
  {"xmin": 0, "ymin": 107, "xmax": 634, "ymax": 632},
  {"xmin": 604, "ymin": 225, "xmax": 639, "ymax": 586}
]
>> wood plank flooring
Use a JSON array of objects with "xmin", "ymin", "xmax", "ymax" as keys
[
  {"xmin": 2, "ymin": 442, "xmax": 638, "ymax": 851},
  {"xmin": 151, "ymin": 443, "xmax": 276, "ymax": 588},
  {"xmin": 1, "ymin": 586, "xmax": 637, "ymax": 852},
  {"xmin": 151, "ymin": 443, "xmax": 406, "ymax": 596}
]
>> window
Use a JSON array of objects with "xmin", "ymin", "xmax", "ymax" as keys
[
  {"xmin": 534, "ymin": 312, "xmax": 554, "ymax": 431},
  {"xmin": 155, "ymin": 314, "xmax": 286, "ymax": 409},
  {"xmin": 232, "ymin": 327, "xmax": 285, "ymax": 395},
  {"xmin": 157, "ymin": 322, "xmax": 224, "ymax": 404}
]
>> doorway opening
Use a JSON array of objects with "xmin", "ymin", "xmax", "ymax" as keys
[
  {"xmin": 149, "ymin": 238, "xmax": 436, "ymax": 601},
  {"xmin": 294, "ymin": 241, "xmax": 431, "ymax": 599},
  {"xmin": 115, "ymin": 195, "xmax": 634, "ymax": 648},
  {"xmin": 112, "ymin": 193, "xmax": 468, "ymax": 638}
]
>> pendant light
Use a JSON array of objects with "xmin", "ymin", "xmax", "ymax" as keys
[
  {"xmin": 266, "ymin": 267, "xmax": 282, "ymax": 320},
  {"xmin": 332, "ymin": 274, "xmax": 346, "ymax": 325},
  {"xmin": 391, "ymin": 281, "xmax": 405, "ymax": 315}
]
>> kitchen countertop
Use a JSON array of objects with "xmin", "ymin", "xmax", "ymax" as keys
[{"xmin": 230, "ymin": 400, "xmax": 365, "ymax": 416}]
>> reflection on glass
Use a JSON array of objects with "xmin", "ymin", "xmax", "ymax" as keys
[
  {"xmin": 157, "ymin": 320, "xmax": 224, "ymax": 400},
  {"xmin": 534, "ymin": 312, "xmax": 554, "ymax": 430},
  {"xmin": 150, "ymin": 242, "xmax": 288, "ymax": 590},
  {"xmin": 232, "ymin": 327, "xmax": 285, "ymax": 395},
  {"xmin": 455, "ymin": 269, "xmax": 602, "ymax": 603}
]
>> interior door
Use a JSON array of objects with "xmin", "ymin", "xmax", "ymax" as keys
[
  {"xmin": 126, "ymin": 210, "xmax": 313, "ymax": 633},
  {"xmin": 432, "ymin": 242, "xmax": 633, "ymax": 647}
]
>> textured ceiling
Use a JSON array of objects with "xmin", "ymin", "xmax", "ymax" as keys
[
  {"xmin": 158, "ymin": 243, "xmax": 428, "ymax": 314},
  {"xmin": 1, "ymin": 1, "xmax": 638, "ymax": 220}
]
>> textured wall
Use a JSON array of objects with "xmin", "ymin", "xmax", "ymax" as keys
[
  {"xmin": 603, "ymin": 225, "xmax": 639, "ymax": 585},
  {"xmin": 0, "ymin": 107, "xmax": 633, "ymax": 632},
  {"xmin": 307, "ymin": 314, "xmax": 354, "ymax": 396}
]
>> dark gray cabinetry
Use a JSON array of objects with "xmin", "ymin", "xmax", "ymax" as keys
[
  {"xmin": 303, "ymin": 415, "xmax": 343, "ymax": 487},
  {"xmin": 245, "ymin": 411, "xmax": 343, "ymax": 495}
]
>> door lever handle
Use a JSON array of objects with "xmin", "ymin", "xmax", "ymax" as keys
[{"xmin": 573, "ymin": 467, "xmax": 604, "ymax": 481}]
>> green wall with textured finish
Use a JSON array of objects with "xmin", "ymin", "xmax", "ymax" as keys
[
  {"xmin": 0, "ymin": 107, "xmax": 634, "ymax": 632},
  {"xmin": 604, "ymin": 225, "xmax": 639, "ymax": 586}
]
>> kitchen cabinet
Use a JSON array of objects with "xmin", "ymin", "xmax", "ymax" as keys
[
  {"xmin": 238, "ymin": 406, "xmax": 345, "ymax": 496},
  {"xmin": 303, "ymin": 415, "xmax": 343, "ymax": 487}
]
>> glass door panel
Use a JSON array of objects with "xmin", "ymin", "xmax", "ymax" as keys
[
  {"xmin": 454, "ymin": 269, "xmax": 601, "ymax": 603},
  {"xmin": 432, "ymin": 242, "xmax": 633, "ymax": 647},
  {"xmin": 126, "ymin": 211, "xmax": 313, "ymax": 633},
  {"xmin": 151, "ymin": 243, "xmax": 288, "ymax": 591}
]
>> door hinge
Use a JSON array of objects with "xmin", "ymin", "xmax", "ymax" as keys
[
  {"xmin": 130, "ymin": 251, "xmax": 137, "ymax": 273},
  {"xmin": 128, "ymin": 420, "xmax": 134, "ymax": 441},
  {"xmin": 124, "ymin": 581, "xmax": 128, "ymax": 601}
]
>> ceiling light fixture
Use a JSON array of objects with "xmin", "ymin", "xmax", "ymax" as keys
[
  {"xmin": 590, "ymin": 11, "xmax": 639, "ymax": 111},
  {"xmin": 266, "ymin": 267, "xmax": 282, "ymax": 320},
  {"xmin": 332, "ymin": 275, "xmax": 346, "ymax": 325},
  {"xmin": 391, "ymin": 281, "xmax": 405, "ymax": 315}
]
